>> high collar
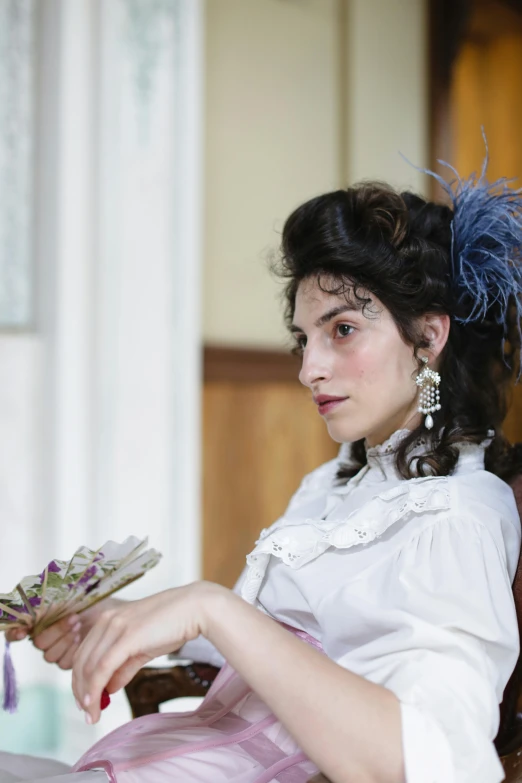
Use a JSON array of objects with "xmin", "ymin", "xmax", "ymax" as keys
[
  {"xmin": 365, "ymin": 428, "xmax": 416, "ymax": 470},
  {"xmin": 338, "ymin": 428, "xmax": 492, "ymax": 482}
]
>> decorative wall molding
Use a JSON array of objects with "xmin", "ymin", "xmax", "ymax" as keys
[
  {"xmin": 204, "ymin": 345, "xmax": 301, "ymax": 383},
  {"xmin": 123, "ymin": 0, "xmax": 182, "ymax": 119},
  {"xmin": 0, "ymin": 0, "xmax": 35, "ymax": 328}
]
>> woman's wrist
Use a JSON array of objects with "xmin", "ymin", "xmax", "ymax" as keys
[{"xmin": 193, "ymin": 580, "xmax": 233, "ymax": 640}]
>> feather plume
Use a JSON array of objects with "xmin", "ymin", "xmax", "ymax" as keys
[{"xmin": 408, "ymin": 132, "xmax": 522, "ymax": 375}]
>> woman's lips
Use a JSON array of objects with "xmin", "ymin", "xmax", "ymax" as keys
[{"xmin": 315, "ymin": 397, "xmax": 348, "ymax": 415}]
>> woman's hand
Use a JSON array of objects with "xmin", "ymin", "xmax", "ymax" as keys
[
  {"xmin": 72, "ymin": 581, "xmax": 221, "ymax": 725},
  {"xmin": 5, "ymin": 598, "xmax": 123, "ymax": 671}
]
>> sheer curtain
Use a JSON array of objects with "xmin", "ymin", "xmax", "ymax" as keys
[{"xmin": 0, "ymin": 0, "xmax": 203, "ymax": 761}]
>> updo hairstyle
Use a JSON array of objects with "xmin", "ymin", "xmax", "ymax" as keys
[{"xmin": 275, "ymin": 183, "xmax": 522, "ymax": 481}]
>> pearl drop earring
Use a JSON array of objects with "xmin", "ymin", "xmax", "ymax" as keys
[{"xmin": 416, "ymin": 356, "xmax": 441, "ymax": 430}]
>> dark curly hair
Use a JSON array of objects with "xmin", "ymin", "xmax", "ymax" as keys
[{"xmin": 275, "ymin": 182, "xmax": 522, "ymax": 482}]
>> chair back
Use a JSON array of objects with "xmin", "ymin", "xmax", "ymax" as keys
[{"xmin": 495, "ymin": 473, "xmax": 522, "ymax": 755}]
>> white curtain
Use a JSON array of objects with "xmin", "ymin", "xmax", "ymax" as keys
[{"xmin": 0, "ymin": 0, "xmax": 203, "ymax": 761}]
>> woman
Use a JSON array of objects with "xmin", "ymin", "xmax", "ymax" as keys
[{"xmin": 2, "ymin": 170, "xmax": 521, "ymax": 783}]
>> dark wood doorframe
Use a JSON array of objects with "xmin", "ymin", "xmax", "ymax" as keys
[
  {"xmin": 428, "ymin": 0, "xmax": 473, "ymax": 198},
  {"xmin": 429, "ymin": 0, "xmax": 522, "ymax": 181}
]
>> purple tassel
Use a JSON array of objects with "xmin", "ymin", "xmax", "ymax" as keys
[{"xmin": 3, "ymin": 640, "xmax": 18, "ymax": 713}]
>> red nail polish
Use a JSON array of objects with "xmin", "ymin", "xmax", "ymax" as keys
[{"xmin": 100, "ymin": 689, "xmax": 111, "ymax": 710}]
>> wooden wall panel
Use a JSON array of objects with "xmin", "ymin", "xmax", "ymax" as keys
[
  {"xmin": 203, "ymin": 380, "xmax": 338, "ymax": 588},
  {"xmin": 432, "ymin": 0, "xmax": 522, "ymax": 442},
  {"xmin": 451, "ymin": 11, "xmax": 522, "ymax": 183}
]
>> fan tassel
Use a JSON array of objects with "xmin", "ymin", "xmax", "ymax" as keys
[{"xmin": 3, "ymin": 640, "xmax": 18, "ymax": 713}]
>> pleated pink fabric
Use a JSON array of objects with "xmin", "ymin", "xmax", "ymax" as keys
[{"xmin": 73, "ymin": 627, "xmax": 321, "ymax": 783}]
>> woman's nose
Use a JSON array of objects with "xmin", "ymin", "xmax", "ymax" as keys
[{"xmin": 298, "ymin": 347, "xmax": 332, "ymax": 388}]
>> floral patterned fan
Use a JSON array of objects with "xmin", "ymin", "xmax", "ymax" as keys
[{"xmin": 0, "ymin": 536, "xmax": 161, "ymax": 712}]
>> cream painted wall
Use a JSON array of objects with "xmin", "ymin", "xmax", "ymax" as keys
[
  {"xmin": 202, "ymin": 0, "xmax": 429, "ymax": 349},
  {"xmin": 346, "ymin": 0, "xmax": 428, "ymax": 191},
  {"xmin": 203, "ymin": 0, "xmax": 342, "ymax": 348}
]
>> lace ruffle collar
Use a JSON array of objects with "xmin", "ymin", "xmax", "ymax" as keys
[
  {"xmin": 240, "ymin": 427, "xmax": 494, "ymax": 604},
  {"xmin": 365, "ymin": 428, "xmax": 416, "ymax": 469},
  {"xmin": 240, "ymin": 472, "xmax": 451, "ymax": 604}
]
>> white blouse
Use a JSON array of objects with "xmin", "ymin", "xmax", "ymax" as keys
[{"xmin": 181, "ymin": 430, "xmax": 521, "ymax": 783}]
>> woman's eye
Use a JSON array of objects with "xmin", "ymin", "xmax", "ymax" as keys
[
  {"xmin": 291, "ymin": 335, "xmax": 307, "ymax": 355},
  {"xmin": 336, "ymin": 324, "xmax": 354, "ymax": 338}
]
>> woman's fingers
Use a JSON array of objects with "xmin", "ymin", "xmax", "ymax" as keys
[
  {"xmin": 5, "ymin": 628, "xmax": 28, "ymax": 643},
  {"xmin": 42, "ymin": 627, "xmax": 81, "ymax": 667},
  {"xmin": 71, "ymin": 588, "xmax": 204, "ymax": 723},
  {"xmin": 33, "ymin": 614, "xmax": 81, "ymax": 652},
  {"xmin": 105, "ymin": 654, "xmax": 149, "ymax": 694},
  {"xmin": 5, "ymin": 614, "xmax": 80, "ymax": 656},
  {"xmin": 72, "ymin": 611, "xmax": 127, "ymax": 713},
  {"xmin": 74, "ymin": 637, "xmax": 134, "ymax": 724},
  {"xmin": 55, "ymin": 644, "xmax": 79, "ymax": 671},
  {"xmin": 72, "ymin": 610, "xmax": 120, "ymax": 680}
]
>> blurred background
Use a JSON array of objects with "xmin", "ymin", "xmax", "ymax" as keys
[{"xmin": 0, "ymin": 0, "xmax": 520, "ymax": 764}]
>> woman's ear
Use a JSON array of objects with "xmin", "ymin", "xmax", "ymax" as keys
[{"xmin": 421, "ymin": 313, "xmax": 451, "ymax": 361}]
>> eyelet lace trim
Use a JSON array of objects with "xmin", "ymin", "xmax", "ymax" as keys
[
  {"xmin": 240, "ymin": 476, "xmax": 450, "ymax": 603},
  {"xmin": 365, "ymin": 428, "xmax": 412, "ymax": 459}
]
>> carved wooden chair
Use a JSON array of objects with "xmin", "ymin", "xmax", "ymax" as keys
[{"xmin": 123, "ymin": 474, "xmax": 522, "ymax": 783}]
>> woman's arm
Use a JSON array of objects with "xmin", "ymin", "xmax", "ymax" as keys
[
  {"xmin": 72, "ymin": 582, "xmax": 403, "ymax": 783},
  {"xmin": 202, "ymin": 585, "xmax": 404, "ymax": 783}
]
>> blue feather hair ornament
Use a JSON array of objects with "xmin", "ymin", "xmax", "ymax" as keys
[{"xmin": 416, "ymin": 134, "xmax": 522, "ymax": 377}]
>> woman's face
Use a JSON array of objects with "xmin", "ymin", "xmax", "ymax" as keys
[{"xmin": 292, "ymin": 277, "xmax": 424, "ymax": 447}]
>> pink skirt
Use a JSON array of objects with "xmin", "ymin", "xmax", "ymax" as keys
[{"xmin": 73, "ymin": 629, "xmax": 321, "ymax": 783}]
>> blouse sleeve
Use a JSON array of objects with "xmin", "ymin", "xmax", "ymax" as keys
[{"xmin": 321, "ymin": 511, "xmax": 520, "ymax": 783}]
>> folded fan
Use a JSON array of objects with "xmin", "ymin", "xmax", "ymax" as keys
[{"xmin": 0, "ymin": 536, "xmax": 162, "ymax": 712}]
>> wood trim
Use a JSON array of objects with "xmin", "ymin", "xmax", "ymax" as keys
[{"xmin": 203, "ymin": 345, "xmax": 301, "ymax": 383}]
